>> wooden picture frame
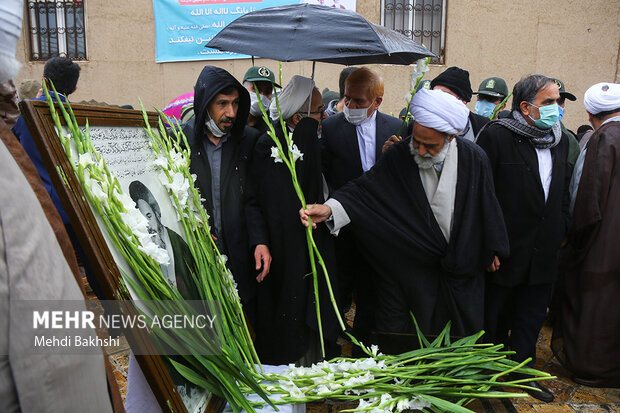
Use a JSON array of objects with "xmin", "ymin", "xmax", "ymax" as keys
[{"xmin": 19, "ymin": 99, "xmax": 227, "ymax": 413}]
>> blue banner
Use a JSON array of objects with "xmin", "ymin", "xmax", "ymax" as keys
[{"xmin": 153, "ymin": 0, "xmax": 296, "ymax": 62}]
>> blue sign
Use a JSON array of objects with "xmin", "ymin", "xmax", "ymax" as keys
[{"xmin": 152, "ymin": 0, "xmax": 295, "ymax": 62}]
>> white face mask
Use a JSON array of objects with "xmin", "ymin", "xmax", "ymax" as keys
[
  {"xmin": 205, "ymin": 114, "xmax": 226, "ymax": 138},
  {"xmin": 343, "ymin": 104, "xmax": 372, "ymax": 125},
  {"xmin": 249, "ymin": 93, "xmax": 271, "ymax": 117}
]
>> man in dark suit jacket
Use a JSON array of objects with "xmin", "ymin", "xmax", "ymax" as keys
[
  {"xmin": 320, "ymin": 67, "xmax": 401, "ymax": 349},
  {"xmin": 182, "ymin": 66, "xmax": 270, "ymax": 324},
  {"xmin": 477, "ymin": 74, "xmax": 571, "ymax": 403}
]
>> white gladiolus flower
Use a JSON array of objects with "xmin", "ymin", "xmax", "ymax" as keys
[
  {"xmin": 121, "ymin": 209, "xmax": 149, "ymax": 234},
  {"xmin": 114, "ymin": 189, "xmax": 136, "ymax": 211},
  {"xmin": 138, "ymin": 241, "xmax": 170, "ymax": 265},
  {"xmin": 344, "ymin": 371, "xmax": 374, "ymax": 388},
  {"xmin": 226, "ymin": 268, "xmax": 239, "ymax": 300},
  {"xmin": 90, "ymin": 180, "xmax": 109, "ymax": 205},
  {"xmin": 278, "ymin": 380, "xmax": 305, "ymax": 399},
  {"xmin": 285, "ymin": 365, "xmax": 310, "ymax": 378},
  {"xmin": 270, "ymin": 146, "xmax": 283, "ymax": 163},
  {"xmin": 289, "ymin": 143, "xmax": 303, "ymax": 162},
  {"xmin": 371, "ymin": 344, "xmax": 379, "ymax": 357},
  {"xmin": 410, "ymin": 58, "xmax": 429, "ymax": 87},
  {"xmin": 380, "ymin": 393, "xmax": 393, "ymax": 402},
  {"xmin": 315, "ymin": 385, "xmax": 331, "ymax": 395},
  {"xmin": 153, "ymin": 156, "xmax": 168, "ymax": 169},
  {"xmin": 78, "ymin": 152, "xmax": 95, "ymax": 168},
  {"xmin": 327, "ymin": 381, "xmax": 342, "ymax": 391},
  {"xmin": 169, "ymin": 150, "xmax": 187, "ymax": 169},
  {"xmin": 357, "ymin": 399, "xmax": 372, "ymax": 410},
  {"xmin": 333, "ymin": 361, "xmax": 352, "ymax": 373},
  {"xmin": 159, "ymin": 172, "xmax": 190, "ymax": 208},
  {"xmin": 218, "ymin": 254, "xmax": 228, "ymax": 266},
  {"xmin": 396, "ymin": 397, "xmax": 430, "ymax": 411}
]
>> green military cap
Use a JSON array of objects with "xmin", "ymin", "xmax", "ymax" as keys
[
  {"xmin": 475, "ymin": 77, "xmax": 509, "ymax": 99},
  {"xmin": 415, "ymin": 79, "xmax": 432, "ymax": 93},
  {"xmin": 552, "ymin": 78, "xmax": 576, "ymax": 101},
  {"xmin": 243, "ymin": 66, "xmax": 281, "ymax": 88}
]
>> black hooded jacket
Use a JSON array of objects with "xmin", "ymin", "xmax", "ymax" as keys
[{"xmin": 182, "ymin": 66, "xmax": 266, "ymax": 311}]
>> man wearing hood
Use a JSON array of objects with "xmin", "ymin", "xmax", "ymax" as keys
[
  {"xmin": 182, "ymin": 66, "xmax": 271, "ymax": 319},
  {"xmin": 477, "ymin": 74, "xmax": 571, "ymax": 402}
]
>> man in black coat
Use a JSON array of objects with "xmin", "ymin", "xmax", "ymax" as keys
[
  {"xmin": 320, "ymin": 67, "xmax": 401, "ymax": 349},
  {"xmin": 249, "ymin": 76, "xmax": 341, "ymax": 364},
  {"xmin": 302, "ymin": 87, "xmax": 508, "ymax": 337},
  {"xmin": 182, "ymin": 66, "xmax": 271, "ymax": 322},
  {"xmin": 477, "ymin": 74, "xmax": 571, "ymax": 402}
]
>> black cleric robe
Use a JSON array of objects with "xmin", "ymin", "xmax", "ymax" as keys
[
  {"xmin": 249, "ymin": 118, "xmax": 341, "ymax": 364},
  {"xmin": 332, "ymin": 137, "xmax": 509, "ymax": 336}
]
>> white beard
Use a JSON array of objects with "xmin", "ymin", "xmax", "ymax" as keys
[
  {"xmin": 410, "ymin": 138, "xmax": 450, "ymax": 169},
  {"xmin": 0, "ymin": 55, "xmax": 20, "ymax": 83}
]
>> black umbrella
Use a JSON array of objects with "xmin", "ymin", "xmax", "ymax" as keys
[{"xmin": 206, "ymin": 3, "xmax": 435, "ymax": 66}]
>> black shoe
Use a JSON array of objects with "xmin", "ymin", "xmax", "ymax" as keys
[{"xmin": 524, "ymin": 381, "xmax": 554, "ymax": 402}]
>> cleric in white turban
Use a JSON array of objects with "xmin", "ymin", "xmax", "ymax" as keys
[
  {"xmin": 299, "ymin": 83, "xmax": 509, "ymax": 337},
  {"xmin": 269, "ymin": 75, "xmax": 316, "ymax": 122},
  {"xmin": 554, "ymin": 83, "xmax": 620, "ymax": 386},
  {"xmin": 583, "ymin": 82, "xmax": 620, "ymax": 115}
]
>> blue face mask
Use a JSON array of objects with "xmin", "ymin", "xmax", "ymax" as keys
[
  {"xmin": 475, "ymin": 100, "xmax": 496, "ymax": 119},
  {"xmin": 528, "ymin": 103, "xmax": 559, "ymax": 129},
  {"xmin": 558, "ymin": 106, "xmax": 564, "ymax": 121}
]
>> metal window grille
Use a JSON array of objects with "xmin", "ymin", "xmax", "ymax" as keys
[
  {"xmin": 381, "ymin": 0, "xmax": 445, "ymax": 64},
  {"xmin": 27, "ymin": 0, "xmax": 87, "ymax": 61}
]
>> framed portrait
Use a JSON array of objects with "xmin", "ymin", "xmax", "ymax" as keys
[{"xmin": 19, "ymin": 99, "xmax": 226, "ymax": 413}]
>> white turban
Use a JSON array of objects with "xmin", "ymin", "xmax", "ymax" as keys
[
  {"xmin": 409, "ymin": 88, "xmax": 470, "ymax": 135},
  {"xmin": 584, "ymin": 82, "xmax": 620, "ymax": 115},
  {"xmin": 0, "ymin": 0, "xmax": 23, "ymax": 83},
  {"xmin": 270, "ymin": 75, "xmax": 315, "ymax": 121}
]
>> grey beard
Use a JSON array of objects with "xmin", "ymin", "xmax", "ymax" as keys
[{"xmin": 410, "ymin": 138, "xmax": 449, "ymax": 169}]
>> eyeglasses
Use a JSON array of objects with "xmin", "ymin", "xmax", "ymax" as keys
[{"xmin": 298, "ymin": 106, "xmax": 325, "ymax": 116}]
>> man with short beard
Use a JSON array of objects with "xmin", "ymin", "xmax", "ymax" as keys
[
  {"xmin": 300, "ymin": 88, "xmax": 509, "ymax": 336},
  {"xmin": 182, "ymin": 66, "xmax": 271, "ymax": 323}
]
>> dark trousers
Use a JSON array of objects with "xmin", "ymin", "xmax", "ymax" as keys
[
  {"xmin": 334, "ymin": 229, "xmax": 376, "ymax": 345},
  {"xmin": 484, "ymin": 282, "xmax": 553, "ymax": 366}
]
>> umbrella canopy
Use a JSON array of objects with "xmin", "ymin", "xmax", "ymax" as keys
[
  {"xmin": 206, "ymin": 4, "xmax": 435, "ymax": 66},
  {"xmin": 163, "ymin": 92, "xmax": 194, "ymax": 121}
]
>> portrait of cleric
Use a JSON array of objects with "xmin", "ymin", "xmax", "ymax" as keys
[{"xmin": 128, "ymin": 180, "xmax": 196, "ymax": 298}]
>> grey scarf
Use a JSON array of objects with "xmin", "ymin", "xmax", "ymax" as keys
[{"xmin": 495, "ymin": 111, "xmax": 562, "ymax": 149}]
